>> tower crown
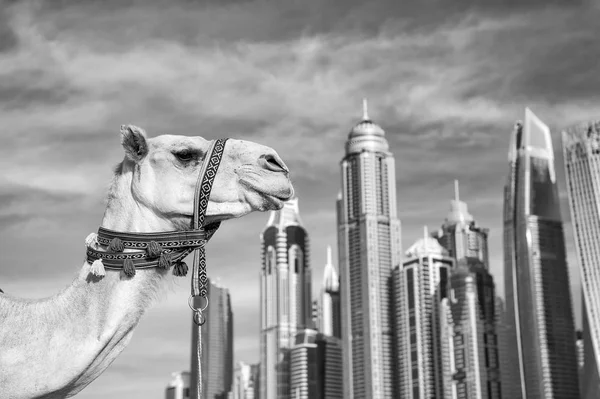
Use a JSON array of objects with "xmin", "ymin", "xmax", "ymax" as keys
[
  {"xmin": 405, "ymin": 226, "xmax": 449, "ymax": 258},
  {"xmin": 445, "ymin": 180, "xmax": 474, "ymax": 225},
  {"xmin": 265, "ymin": 197, "xmax": 304, "ymax": 228},
  {"xmin": 345, "ymin": 98, "xmax": 389, "ymax": 154}
]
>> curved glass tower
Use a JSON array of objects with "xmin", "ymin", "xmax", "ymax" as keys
[
  {"xmin": 337, "ymin": 100, "xmax": 402, "ymax": 399},
  {"xmin": 562, "ymin": 121, "xmax": 600, "ymax": 399},
  {"xmin": 503, "ymin": 108, "xmax": 579, "ymax": 399}
]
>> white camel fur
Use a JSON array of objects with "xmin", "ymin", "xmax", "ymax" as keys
[{"xmin": 0, "ymin": 125, "xmax": 294, "ymax": 399}]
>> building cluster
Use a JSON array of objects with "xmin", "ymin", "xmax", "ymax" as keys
[{"xmin": 166, "ymin": 103, "xmax": 600, "ymax": 399}]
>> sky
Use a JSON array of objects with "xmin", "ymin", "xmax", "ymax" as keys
[{"xmin": 0, "ymin": 0, "xmax": 598, "ymax": 397}]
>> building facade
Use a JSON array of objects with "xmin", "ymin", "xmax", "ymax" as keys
[
  {"xmin": 393, "ymin": 231, "xmax": 453, "ymax": 399},
  {"xmin": 319, "ymin": 246, "xmax": 341, "ymax": 338},
  {"xmin": 230, "ymin": 362, "xmax": 255, "ymax": 399},
  {"xmin": 166, "ymin": 371, "xmax": 191, "ymax": 399},
  {"xmin": 503, "ymin": 108, "xmax": 579, "ymax": 398},
  {"xmin": 436, "ymin": 180, "xmax": 490, "ymax": 268},
  {"xmin": 562, "ymin": 120, "xmax": 600, "ymax": 398},
  {"xmin": 191, "ymin": 278, "xmax": 234, "ymax": 399},
  {"xmin": 290, "ymin": 329, "xmax": 344, "ymax": 399},
  {"xmin": 338, "ymin": 100, "xmax": 402, "ymax": 399},
  {"xmin": 260, "ymin": 198, "xmax": 312, "ymax": 399},
  {"xmin": 439, "ymin": 258, "xmax": 501, "ymax": 399}
]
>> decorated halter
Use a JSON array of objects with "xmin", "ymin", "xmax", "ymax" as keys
[{"xmin": 85, "ymin": 138, "xmax": 229, "ymax": 326}]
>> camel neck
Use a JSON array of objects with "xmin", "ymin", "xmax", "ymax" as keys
[{"xmin": 101, "ymin": 169, "xmax": 177, "ymax": 233}]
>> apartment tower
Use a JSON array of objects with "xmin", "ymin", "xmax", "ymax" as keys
[
  {"xmin": 562, "ymin": 120, "xmax": 600, "ymax": 398},
  {"xmin": 259, "ymin": 198, "xmax": 312, "ymax": 399},
  {"xmin": 439, "ymin": 258, "xmax": 501, "ymax": 399},
  {"xmin": 503, "ymin": 108, "xmax": 579, "ymax": 398},
  {"xmin": 338, "ymin": 99, "xmax": 402, "ymax": 399},
  {"xmin": 393, "ymin": 229, "xmax": 454, "ymax": 399}
]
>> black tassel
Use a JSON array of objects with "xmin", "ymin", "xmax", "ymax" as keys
[
  {"xmin": 123, "ymin": 258, "xmax": 136, "ymax": 277},
  {"xmin": 147, "ymin": 241, "xmax": 162, "ymax": 258},
  {"xmin": 109, "ymin": 237, "xmax": 124, "ymax": 252},
  {"xmin": 173, "ymin": 261, "xmax": 188, "ymax": 277},
  {"xmin": 158, "ymin": 252, "xmax": 172, "ymax": 269}
]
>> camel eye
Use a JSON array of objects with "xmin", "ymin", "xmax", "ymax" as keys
[{"xmin": 173, "ymin": 150, "xmax": 197, "ymax": 163}]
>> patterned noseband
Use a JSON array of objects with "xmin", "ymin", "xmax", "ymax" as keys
[{"xmin": 85, "ymin": 138, "xmax": 229, "ymax": 325}]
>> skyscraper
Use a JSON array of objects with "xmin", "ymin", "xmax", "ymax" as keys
[
  {"xmin": 166, "ymin": 371, "xmax": 191, "ymax": 399},
  {"xmin": 290, "ymin": 329, "xmax": 344, "ymax": 399},
  {"xmin": 230, "ymin": 362, "xmax": 255, "ymax": 399},
  {"xmin": 562, "ymin": 120, "xmax": 600, "ymax": 398},
  {"xmin": 503, "ymin": 108, "xmax": 579, "ymax": 398},
  {"xmin": 319, "ymin": 246, "xmax": 341, "ymax": 338},
  {"xmin": 338, "ymin": 99, "xmax": 402, "ymax": 399},
  {"xmin": 191, "ymin": 278, "xmax": 234, "ymax": 399},
  {"xmin": 439, "ymin": 257, "xmax": 501, "ymax": 399},
  {"xmin": 436, "ymin": 180, "xmax": 490, "ymax": 268},
  {"xmin": 392, "ymin": 229, "xmax": 453, "ymax": 399},
  {"xmin": 260, "ymin": 198, "xmax": 311, "ymax": 399}
]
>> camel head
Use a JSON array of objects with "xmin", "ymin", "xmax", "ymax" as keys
[{"xmin": 116, "ymin": 125, "xmax": 294, "ymax": 229}]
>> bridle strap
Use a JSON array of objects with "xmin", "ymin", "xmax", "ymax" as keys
[
  {"xmin": 189, "ymin": 138, "xmax": 228, "ymax": 399},
  {"xmin": 191, "ymin": 138, "xmax": 228, "ymax": 299}
]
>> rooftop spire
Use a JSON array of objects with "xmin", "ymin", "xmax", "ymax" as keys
[
  {"xmin": 362, "ymin": 98, "xmax": 369, "ymax": 120},
  {"xmin": 327, "ymin": 245, "xmax": 332, "ymax": 265},
  {"xmin": 454, "ymin": 179, "xmax": 460, "ymax": 202},
  {"xmin": 424, "ymin": 225, "xmax": 429, "ymax": 241}
]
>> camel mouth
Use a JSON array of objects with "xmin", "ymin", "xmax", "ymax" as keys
[{"xmin": 239, "ymin": 177, "xmax": 294, "ymax": 202}]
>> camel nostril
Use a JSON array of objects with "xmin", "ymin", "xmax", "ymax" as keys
[{"xmin": 262, "ymin": 154, "xmax": 289, "ymax": 174}]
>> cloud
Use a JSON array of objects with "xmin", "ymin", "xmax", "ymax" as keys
[{"xmin": 1, "ymin": 0, "xmax": 597, "ymax": 397}]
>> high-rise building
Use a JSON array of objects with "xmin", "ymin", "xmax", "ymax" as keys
[
  {"xmin": 392, "ymin": 229, "xmax": 453, "ymax": 399},
  {"xmin": 576, "ymin": 330, "xmax": 584, "ymax": 388},
  {"xmin": 191, "ymin": 278, "xmax": 234, "ymax": 399},
  {"xmin": 338, "ymin": 99, "xmax": 402, "ymax": 399},
  {"xmin": 562, "ymin": 120, "xmax": 600, "ymax": 398},
  {"xmin": 250, "ymin": 364, "xmax": 260, "ymax": 399},
  {"xmin": 290, "ymin": 329, "xmax": 344, "ymax": 399},
  {"xmin": 581, "ymin": 293, "xmax": 600, "ymax": 399},
  {"xmin": 260, "ymin": 198, "xmax": 311, "ymax": 399},
  {"xmin": 319, "ymin": 246, "xmax": 341, "ymax": 338},
  {"xmin": 495, "ymin": 296, "xmax": 512, "ymax": 399},
  {"xmin": 439, "ymin": 257, "xmax": 501, "ymax": 399},
  {"xmin": 436, "ymin": 180, "xmax": 490, "ymax": 268},
  {"xmin": 230, "ymin": 362, "xmax": 255, "ymax": 399},
  {"xmin": 311, "ymin": 299, "xmax": 319, "ymax": 330},
  {"xmin": 503, "ymin": 108, "xmax": 579, "ymax": 398},
  {"xmin": 166, "ymin": 371, "xmax": 191, "ymax": 399}
]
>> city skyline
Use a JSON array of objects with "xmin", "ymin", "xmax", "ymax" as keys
[{"xmin": 1, "ymin": 0, "xmax": 597, "ymax": 397}]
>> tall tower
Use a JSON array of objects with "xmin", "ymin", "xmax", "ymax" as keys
[
  {"xmin": 231, "ymin": 361, "xmax": 255, "ymax": 399},
  {"xmin": 289, "ymin": 329, "xmax": 344, "ymax": 399},
  {"xmin": 338, "ymin": 99, "xmax": 402, "ymax": 399},
  {"xmin": 437, "ymin": 180, "xmax": 490, "ymax": 267},
  {"xmin": 259, "ymin": 198, "xmax": 311, "ymax": 399},
  {"xmin": 562, "ymin": 120, "xmax": 600, "ymax": 398},
  {"xmin": 191, "ymin": 278, "xmax": 234, "ymax": 399},
  {"xmin": 165, "ymin": 371, "xmax": 191, "ymax": 399},
  {"xmin": 439, "ymin": 258, "xmax": 501, "ymax": 399},
  {"xmin": 320, "ymin": 246, "xmax": 341, "ymax": 338},
  {"xmin": 392, "ymin": 228, "xmax": 454, "ymax": 399},
  {"xmin": 503, "ymin": 108, "xmax": 579, "ymax": 398}
]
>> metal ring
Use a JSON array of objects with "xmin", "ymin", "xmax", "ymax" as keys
[
  {"xmin": 193, "ymin": 310, "xmax": 206, "ymax": 326},
  {"xmin": 188, "ymin": 295, "xmax": 209, "ymax": 312}
]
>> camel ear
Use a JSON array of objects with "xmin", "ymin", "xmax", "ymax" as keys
[{"xmin": 120, "ymin": 125, "xmax": 149, "ymax": 162}]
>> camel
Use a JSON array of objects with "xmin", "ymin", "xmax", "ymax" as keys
[{"xmin": 0, "ymin": 125, "xmax": 294, "ymax": 399}]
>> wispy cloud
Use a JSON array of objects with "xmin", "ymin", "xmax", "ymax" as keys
[{"xmin": 0, "ymin": 0, "xmax": 596, "ymax": 397}]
